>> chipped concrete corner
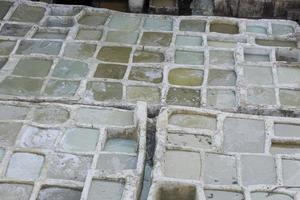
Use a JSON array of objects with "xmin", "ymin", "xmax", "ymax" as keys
[{"xmin": 0, "ymin": 0, "xmax": 300, "ymax": 200}]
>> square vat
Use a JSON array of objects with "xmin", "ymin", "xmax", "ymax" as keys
[
  {"xmin": 251, "ymin": 192, "xmax": 293, "ymax": 200},
  {"xmin": 168, "ymin": 68, "xmax": 204, "ymax": 86},
  {"xmin": 179, "ymin": 19, "xmax": 206, "ymax": 32},
  {"xmin": 108, "ymin": 14, "xmax": 141, "ymax": 31},
  {"xmin": 0, "ymin": 23, "xmax": 32, "ymax": 37},
  {"xmin": 61, "ymin": 128, "xmax": 99, "ymax": 152},
  {"xmin": 33, "ymin": 106, "xmax": 69, "ymax": 124},
  {"xmin": 175, "ymin": 50, "xmax": 204, "ymax": 65},
  {"xmin": 43, "ymin": 16, "xmax": 74, "ymax": 27},
  {"xmin": 63, "ymin": 42, "xmax": 96, "ymax": 59},
  {"xmin": 270, "ymin": 142, "xmax": 300, "ymax": 155},
  {"xmin": 74, "ymin": 108, "xmax": 134, "ymax": 127},
  {"xmin": 274, "ymin": 123, "xmax": 300, "ymax": 137},
  {"xmin": 50, "ymin": 6, "xmax": 82, "ymax": 16},
  {"xmin": 169, "ymin": 113, "xmax": 217, "ymax": 130},
  {"xmin": 0, "ymin": 105, "xmax": 29, "ymax": 120},
  {"xmin": 38, "ymin": 187, "xmax": 81, "ymax": 200},
  {"xmin": 12, "ymin": 58, "xmax": 52, "ymax": 77},
  {"xmin": 278, "ymin": 66, "xmax": 300, "ymax": 85},
  {"xmin": 207, "ymin": 69, "xmax": 236, "ymax": 86},
  {"xmin": 47, "ymin": 152, "xmax": 92, "ymax": 181},
  {"xmin": 97, "ymin": 46, "xmax": 131, "ymax": 63},
  {"xmin": 127, "ymin": 85, "xmax": 160, "ymax": 103},
  {"xmin": 0, "ymin": 1, "xmax": 12, "ymax": 19},
  {"xmin": 164, "ymin": 150, "xmax": 201, "ymax": 180},
  {"xmin": 106, "ymin": 31, "xmax": 138, "ymax": 44},
  {"xmin": 280, "ymin": 89, "xmax": 300, "ymax": 107},
  {"xmin": 207, "ymin": 89, "xmax": 236, "ymax": 110},
  {"xmin": 104, "ymin": 138, "xmax": 137, "ymax": 154},
  {"xmin": 0, "ymin": 122, "xmax": 22, "ymax": 146},
  {"xmin": 244, "ymin": 48, "xmax": 271, "ymax": 62},
  {"xmin": 241, "ymin": 155, "xmax": 276, "ymax": 186},
  {"xmin": 0, "ymin": 76, "xmax": 43, "ymax": 96},
  {"xmin": 129, "ymin": 67, "xmax": 163, "ymax": 83},
  {"xmin": 0, "ymin": 40, "xmax": 16, "ymax": 55},
  {"xmin": 167, "ymin": 133, "xmax": 212, "ymax": 149},
  {"xmin": 223, "ymin": 117, "xmax": 265, "ymax": 153},
  {"xmin": 76, "ymin": 28, "xmax": 102, "ymax": 40},
  {"xmin": 88, "ymin": 180, "xmax": 124, "ymax": 200},
  {"xmin": 0, "ymin": 57, "xmax": 7, "ymax": 70},
  {"xmin": 52, "ymin": 59, "xmax": 89, "ymax": 79},
  {"xmin": 0, "ymin": 183, "xmax": 33, "ymax": 200},
  {"xmin": 94, "ymin": 63, "xmax": 127, "ymax": 79},
  {"xmin": 133, "ymin": 50, "xmax": 164, "ymax": 63},
  {"xmin": 207, "ymin": 40, "xmax": 237, "ymax": 48},
  {"xmin": 16, "ymin": 40, "xmax": 62, "ymax": 55},
  {"xmin": 204, "ymin": 190, "xmax": 244, "ymax": 200},
  {"xmin": 244, "ymin": 53, "xmax": 270, "ymax": 62},
  {"xmin": 96, "ymin": 154, "xmax": 137, "ymax": 172},
  {"xmin": 143, "ymin": 17, "xmax": 173, "ymax": 31},
  {"xmin": 166, "ymin": 87, "xmax": 201, "ymax": 107},
  {"xmin": 140, "ymin": 32, "xmax": 172, "ymax": 47},
  {"xmin": 247, "ymin": 87, "xmax": 276, "ymax": 105},
  {"xmin": 6, "ymin": 152, "xmax": 44, "ymax": 180},
  {"xmin": 276, "ymin": 48, "xmax": 300, "ymax": 62},
  {"xmin": 18, "ymin": 125, "xmax": 60, "ymax": 149},
  {"xmin": 209, "ymin": 50, "xmax": 235, "ymax": 65},
  {"xmin": 176, "ymin": 35, "xmax": 203, "ymax": 47},
  {"xmin": 10, "ymin": 5, "xmax": 45, "ymax": 23},
  {"xmin": 204, "ymin": 153, "xmax": 238, "ymax": 185},
  {"xmin": 244, "ymin": 66, "xmax": 273, "ymax": 85},
  {"xmin": 44, "ymin": 80, "xmax": 80, "ymax": 97},
  {"xmin": 86, "ymin": 81, "xmax": 123, "ymax": 101},
  {"xmin": 78, "ymin": 12, "xmax": 109, "ymax": 26},
  {"xmin": 272, "ymin": 24, "xmax": 294, "ymax": 35},
  {"xmin": 246, "ymin": 25, "xmax": 267, "ymax": 34},
  {"xmin": 210, "ymin": 22, "xmax": 239, "ymax": 34},
  {"xmin": 256, "ymin": 39, "xmax": 297, "ymax": 48},
  {"xmin": 33, "ymin": 29, "xmax": 68, "ymax": 39},
  {"xmin": 156, "ymin": 184, "xmax": 197, "ymax": 200},
  {"xmin": 282, "ymin": 159, "xmax": 300, "ymax": 186}
]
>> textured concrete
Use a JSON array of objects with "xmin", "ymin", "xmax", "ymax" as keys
[
  {"xmin": 0, "ymin": 0, "xmax": 299, "ymax": 116},
  {"xmin": 0, "ymin": 101, "xmax": 147, "ymax": 200},
  {"xmin": 149, "ymin": 105, "xmax": 300, "ymax": 200}
]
